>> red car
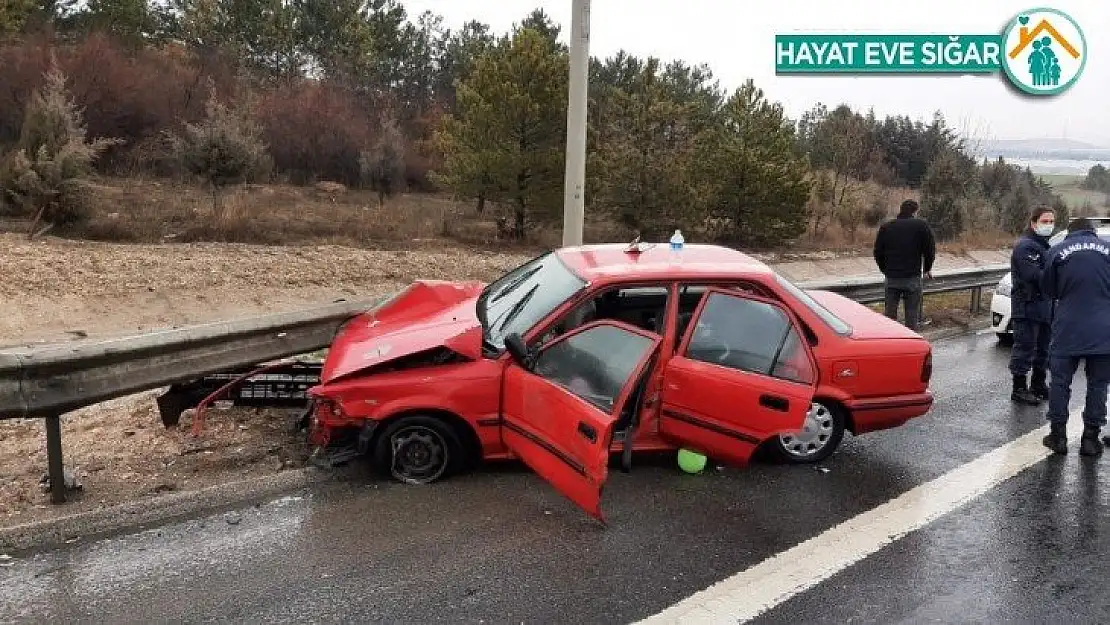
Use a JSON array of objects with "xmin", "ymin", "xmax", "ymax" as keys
[{"xmin": 307, "ymin": 243, "xmax": 933, "ymax": 519}]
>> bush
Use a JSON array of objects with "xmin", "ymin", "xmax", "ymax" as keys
[
  {"xmin": 359, "ymin": 115, "xmax": 407, "ymax": 206},
  {"xmin": 168, "ymin": 88, "xmax": 270, "ymax": 216},
  {"xmin": 863, "ymin": 197, "xmax": 887, "ymax": 227},
  {"xmin": 0, "ymin": 34, "xmax": 238, "ymax": 174},
  {"xmin": 0, "ymin": 58, "xmax": 118, "ymax": 237},
  {"xmin": 253, "ymin": 82, "xmax": 377, "ymax": 186}
]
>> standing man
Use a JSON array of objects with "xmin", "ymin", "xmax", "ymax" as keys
[
  {"xmin": 873, "ymin": 199, "xmax": 937, "ymax": 331},
  {"xmin": 1009, "ymin": 206, "xmax": 1056, "ymax": 405},
  {"xmin": 1040, "ymin": 217, "xmax": 1110, "ymax": 456}
]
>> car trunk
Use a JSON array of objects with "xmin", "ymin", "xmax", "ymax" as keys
[{"xmin": 807, "ymin": 290, "xmax": 923, "ymax": 340}]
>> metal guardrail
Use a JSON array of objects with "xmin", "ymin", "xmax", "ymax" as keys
[
  {"xmin": 804, "ymin": 263, "xmax": 1010, "ymax": 313},
  {"xmin": 0, "ymin": 298, "xmax": 382, "ymax": 503},
  {"xmin": 0, "ymin": 264, "xmax": 1009, "ymax": 504}
]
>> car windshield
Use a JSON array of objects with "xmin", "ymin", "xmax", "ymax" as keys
[
  {"xmin": 478, "ymin": 252, "xmax": 586, "ymax": 352},
  {"xmin": 773, "ymin": 273, "xmax": 852, "ymax": 336}
]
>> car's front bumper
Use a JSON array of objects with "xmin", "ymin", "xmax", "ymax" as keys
[{"xmin": 989, "ymin": 292, "xmax": 1012, "ymax": 334}]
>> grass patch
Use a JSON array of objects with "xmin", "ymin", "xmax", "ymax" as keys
[
  {"xmin": 1037, "ymin": 173, "xmax": 1109, "ymax": 215},
  {"xmin": 867, "ymin": 288, "xmax": 993, "ymax": 329}
]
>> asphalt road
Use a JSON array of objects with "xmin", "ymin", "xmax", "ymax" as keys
[{"xmin": 2, "ymin": 331, "xmax": 1108, "ymax": 624}]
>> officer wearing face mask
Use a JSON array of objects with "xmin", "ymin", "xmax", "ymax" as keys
[{"xmin": 1008, "ymin": 206, "xmax": 1056, "ymax": 405}]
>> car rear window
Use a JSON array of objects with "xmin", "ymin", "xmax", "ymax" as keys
[{"xmin": 773, "ymin": 273, "xmax": 852, "ymax": 336}]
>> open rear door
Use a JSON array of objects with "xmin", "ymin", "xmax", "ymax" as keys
[
  {"xmin": 659, "ymin": 288, "xmax": 818, "ymax": 465},
  {"xmin": 501, "ymin": 320, "xmax": 661, "ymax": 521}
]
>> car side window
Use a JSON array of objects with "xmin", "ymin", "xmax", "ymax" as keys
[
  {"xmin": 684, "ymin": 292, "xmax": 815, "ymax": 384},
  {"xmin": 532, "ymin": 325, "xmax": 656, "ymax": 414},
  {"xmin": 535, "ymin": 284, "xmax": 670, "ymax": 349}
]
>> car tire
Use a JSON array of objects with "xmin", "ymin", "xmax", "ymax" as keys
[
  {"xmin": 996, "ymin": 333, "xmax": 1014, "ymax": 347},
  {"xmin": 372, "ymin": 414, "xmax": 466, "ymax": 485},
  {"xmin": 767, "ymin": 401, "xmax": 846, "ymax": 464}
]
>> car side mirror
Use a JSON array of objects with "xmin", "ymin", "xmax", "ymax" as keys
[{"xmin": 504, "ymin": 333, "xmax": 535, "ymax": 371}]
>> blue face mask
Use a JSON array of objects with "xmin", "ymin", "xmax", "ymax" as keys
[{"xmin": 1034, "ymin": 224, "xmax": 1054, "ymax": 237}]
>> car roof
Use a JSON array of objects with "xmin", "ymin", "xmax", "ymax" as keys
[
  {"xmin": 555, "ymin": 243, "xmax": 773, "ymax": 282},
  {"xmin": 1049, "ymin": 226, "xmax": 1110, "ymax": 246}
]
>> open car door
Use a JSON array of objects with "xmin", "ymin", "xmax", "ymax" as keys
[
  {"xmin": 501, "ymin": 320, "xmax": 661, "ymax": 522},
  {"xmin": 659, "ymin": 288, "xmax": 818, "ymax": 465}
]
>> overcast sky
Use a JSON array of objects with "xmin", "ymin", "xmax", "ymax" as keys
[{"xmin": 403, "ymin": 0, "xmax": 1109, "ymax": 147}]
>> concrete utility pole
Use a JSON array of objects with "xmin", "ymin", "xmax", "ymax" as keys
[{"xmin": 561, "ymin": 0, "xmax": 590, "ymax": 247}]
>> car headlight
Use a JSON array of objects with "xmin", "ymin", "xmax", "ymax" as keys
[{"xmin": 995, "ymin": 276, "xmax": 1012, "ymax": 297}]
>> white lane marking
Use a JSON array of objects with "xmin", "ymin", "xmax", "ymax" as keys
[{"xmin": 635, "ymin": 412, "xmax": 1088, "ymax": 625}]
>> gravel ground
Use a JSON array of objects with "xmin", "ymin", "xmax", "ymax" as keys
[
  {"xmin": 0, "ymin": 233, "xmax": 533, "ymax": 528},
  {"xmin": 0, "ymin": 233, "xmax": 531, "ymax": 345}
]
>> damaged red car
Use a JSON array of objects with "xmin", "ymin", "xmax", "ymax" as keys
[{"xmin": 307, "ymin": 243, "xmax": 934, "ymax": 519}]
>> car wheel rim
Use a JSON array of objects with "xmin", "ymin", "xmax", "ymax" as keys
[
  {"xmin": 778, "ymin": 402, "xmax": 835, "ymax": 459},
  {"xmin": 390, "ymin": 425, "xmax": 448, "ymax": 484}
]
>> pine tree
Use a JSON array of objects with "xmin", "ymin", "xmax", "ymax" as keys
[
  {"xmin": 432, "ymin": 27, "xmax": 568, "ymax": 239},
  {"xmin": 0, "ymin": 58, "xmax": 119, "ymax": 238},
  {"xmin": 169, "ymin": 87, "xmax": 269, "ymax": 217},
  {"xmin": 700, "ymin": 80, "xmax": 812, "ymax": 246},
  {"xmin": 920, "ymin": 149, "xmax": 974, "ymax": 241}
]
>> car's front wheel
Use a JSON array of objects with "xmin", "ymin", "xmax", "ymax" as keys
[
  {"xmin": 768, "ymin": 401, "xmax": 846, "ymax": 464},
  {"xmin": 372, "ymin": 415, "xmax": 466, "ymax": 485},
  {"xmin": 996, "ymin": 332, "xmax": 1014, "ymax": 347}
]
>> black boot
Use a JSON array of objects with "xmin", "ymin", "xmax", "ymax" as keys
[
  {"xmin": 1012, "ymin": 375, "xmax": 1041, "ymax": 406},
  {"xmin": 1043, "ymin": 422, "xmax": 1067, "ymax": 454},
  {"xmin": 1080, "ymin": 426, "xmax": 1103, "ymax": 457},
  {"xmin": 1030, "ymin": 369, "xmax": 1049, "ymax": 401}
]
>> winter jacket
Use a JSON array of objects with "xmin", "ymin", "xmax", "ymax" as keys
[
  {"xmin": 873, "ymin": 215, "xmax": 937, "ymax": 280},
  {"xmin": 1040, "ymin": 228, "xmax": 1110, "ymax": 356},
  {"xmin": 1009, "ymin": 229, "xmax": 1052, "ymax": 322}
]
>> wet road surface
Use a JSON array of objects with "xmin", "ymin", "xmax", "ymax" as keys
[{"xmin": 2, "ymin": 332, "xmax": 1108, "ymax": 624}]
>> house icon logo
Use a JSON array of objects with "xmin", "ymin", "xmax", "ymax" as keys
[{"xmin": 1000, "ymin": 8, "xmax": 1086, "ymax": 95}]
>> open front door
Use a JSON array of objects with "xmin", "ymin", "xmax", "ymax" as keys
[
  {"xmin": 659, "ymin": 289, "xmax": 818, "ymax": 465},
  {"xmin": 501, "ymin": 320, "xmax": 661, "ymax": 521}
]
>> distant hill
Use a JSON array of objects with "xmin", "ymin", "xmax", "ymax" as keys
[
  {"xmin": 969, "ymin": 138, "xmax": 1110, "ymax": 163},
  {"xmin": 979, "ymin": 138, "xmax": 1107, "ymax": 152}
]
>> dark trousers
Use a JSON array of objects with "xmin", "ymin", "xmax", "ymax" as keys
[
  {"xmin": 1046, "ymin": 354, "xmax": 1110, "ymax": 428},
  {"xmin": 884, "ymin": 276, "xmax": 923, "ymax": 331},
  {"xmin": 1008, "ymin": 319, "xmax": 1050, "ymax": 377}
]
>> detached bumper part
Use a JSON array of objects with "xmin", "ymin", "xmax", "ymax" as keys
[{"xmin": 307, "ymin": 421, "xmax": 378, "ymax": 469}]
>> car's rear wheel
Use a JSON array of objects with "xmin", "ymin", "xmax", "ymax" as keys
[
  {"xmin": 372, "ymin": 415, "xmax": 465, "ymax": 485},
  {"xmin": 768, "ymin": 401, "xmax": 845, "ymax": 464}
]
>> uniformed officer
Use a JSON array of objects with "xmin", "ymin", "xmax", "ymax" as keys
[
  {"xmin": 1009, "ymin": 206, "xmax": 1056, "ymax": 405},
  {"xmin": 1039, "ymin": 217, "xmax": 1110, "ymax": 456}
]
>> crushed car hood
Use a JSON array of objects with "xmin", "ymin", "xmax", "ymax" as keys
[
  {"xmin": 807, "ymin": 290, "xmax": 924, "ymax": 340},
  {"xmin": 320, "ymin": 280, "xmax": 486, "ymax": 383}
]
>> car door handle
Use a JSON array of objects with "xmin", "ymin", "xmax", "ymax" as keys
[
  {"xmin": 759, "ymin": 394, "xmax": 790, "ymax": 412},
  {"xmin": 577, "ymin": 422, "xmax": 598, "ymax": 443}
]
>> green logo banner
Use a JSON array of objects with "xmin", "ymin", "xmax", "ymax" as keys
[
  {"xmin": 773, "ymin": 8, "xmax": 1088, "ymax": 96},
  {"xmin": 775, "ymin": 35, "xmax": 1003, "ymax": 73}
]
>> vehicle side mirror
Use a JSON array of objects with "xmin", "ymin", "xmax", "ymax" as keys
[{"xmin": 504, "ymin": 333, "xmax": 535, "ymax": 370}]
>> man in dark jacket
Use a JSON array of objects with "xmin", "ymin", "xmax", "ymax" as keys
[
  {"xmin": 1008, "ymin": 206, "xmax": 1056, "ymax": 405},
  {"xmin": 873, "ymin": 199, "xmax": 937, "ymax": 331},
  {"xmin": 1039, "ymin": 218, "xmax": 1110, "ymax": 456}
]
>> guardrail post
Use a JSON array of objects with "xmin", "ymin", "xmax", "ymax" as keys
[
  {"xmin": 970, "ymin": 287, "xmax": 982, "ymax": 314},
  {"xmin": 44, "ymin": 414, "xmax": 66, "ymax": 504}
]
